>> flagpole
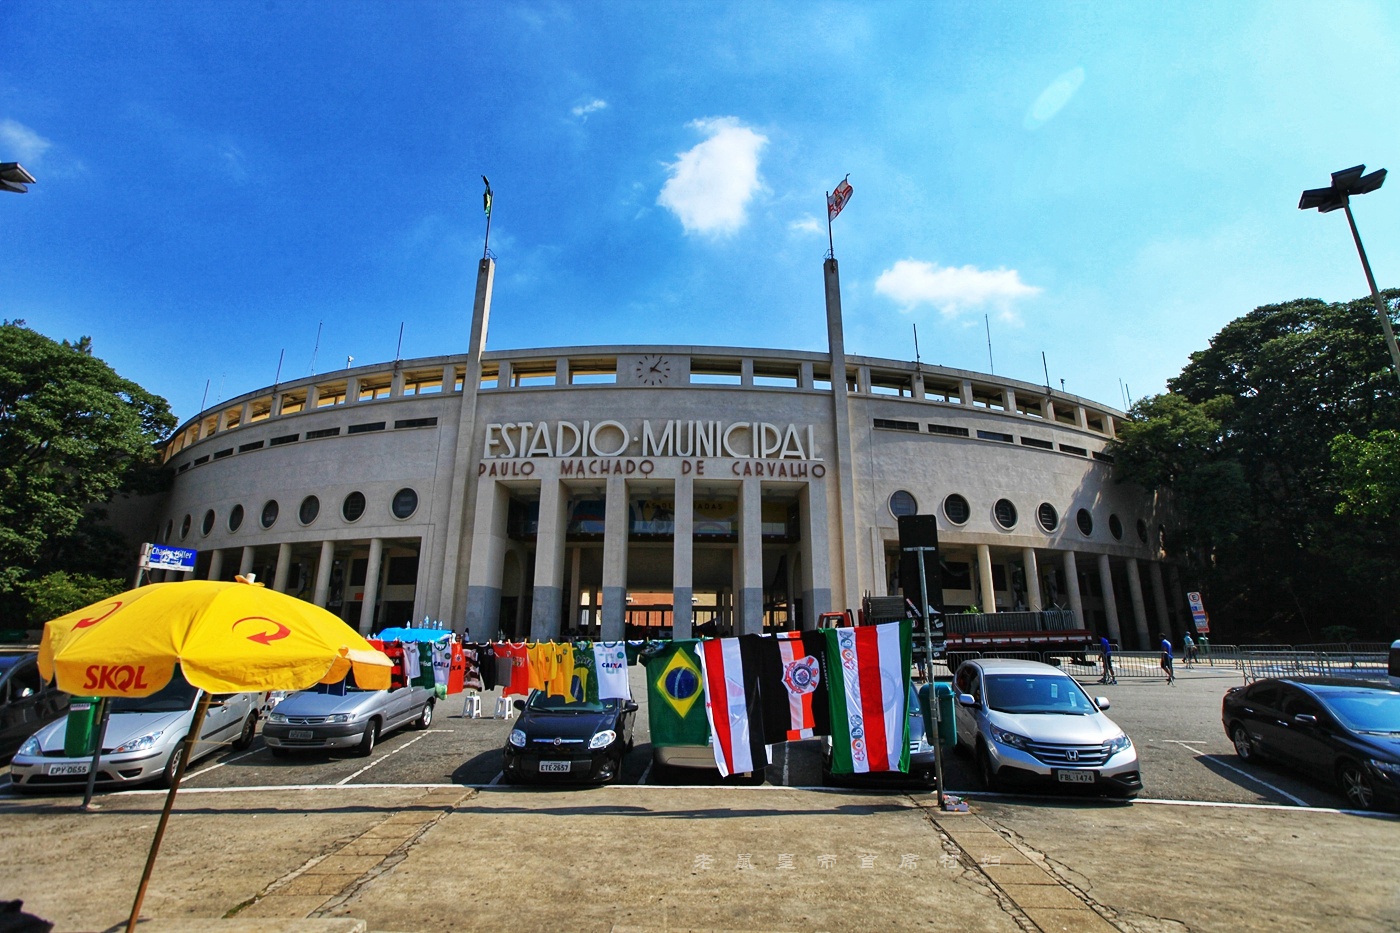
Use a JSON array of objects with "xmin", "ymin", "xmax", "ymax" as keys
[{"xmin": 826, "ymin": 191, "xmax": 834, "ymax": 259}]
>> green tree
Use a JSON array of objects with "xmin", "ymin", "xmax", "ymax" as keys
[
  {"xmin": 1109, "ymin": 293, "xmax": 1400, "ymax": 640},
  {"xmin": 0, "ymin": 321, "xmax": 174, "ymax": 600},
  {"xmin": 17, "ymin": 571, "xmax": 126, "ymax": 626},
  {"xmin": 1331, "ymin": 430, "xmax": 1400, "ymax": 521}
]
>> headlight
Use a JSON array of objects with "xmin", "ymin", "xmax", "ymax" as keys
[
  {"xmin": 589, "ymin": 730, "xmax": 617, "ymax": 750},
  {"xmin": 268, "ymin": 713, "xmax": 288, "ymax": 724},
  {"xmin": 114, "ymin": 730, "xmax": 164, "ymax": 753},
  {"xmin": 18, "ymin": 735, "xmax": 41, "ymax": 757},
  {"xmin": 1107, "ymin": 733, "xmax": 1133, "ymax": 753},
  {"xmin": 1369, "ymin": 759, "xmax": 1400, "ymax": 777},
  {"xmin": 508, "ymin": 729, "xmax": 527, "ymax": 748},
  {"xmin": 990, "ymin": 726, "xmax": 1030, "ymax": 750},
  {"xmin": 326, "ymin": 714, "xmax": 350, "ymax": 723}
]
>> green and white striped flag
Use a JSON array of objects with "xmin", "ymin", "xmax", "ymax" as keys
[{"xmin": 823, "ymin": 620, "xmax": 912, "ymax": 774}]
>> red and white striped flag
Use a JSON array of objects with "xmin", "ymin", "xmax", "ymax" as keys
[
  {"xmin": 827, "ymin": 175, "xmax": 853, "ymax": 220},
  {"xmin": 759, "ymin": 631, "xmax": 829, "ymax": 741},
  {"xmin": 822, "ymin": 620, "xmax": 911, "ymax": 774},
  {"xmin": 697, "ymin": 635, "xmax": 768, "ymax": 777}
]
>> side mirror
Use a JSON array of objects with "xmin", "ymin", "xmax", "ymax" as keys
[
  {"xmin": 1293, "ymin": 713, "xmax": 1317, "ymax": 725},
  {"xmin": 1095, "ymin": 697, "xmax": 1111, "ymax": 710},
  {"xmin": 623, "ymin": 701, "xmax": 639, "ymax": 713},
  {"xmin": 957, "ymin": 693, "xmax": 977, "ymax": 707},
  {"xmin": 512, "ymin": 699, "xmax": 526, "ymax": 712}
]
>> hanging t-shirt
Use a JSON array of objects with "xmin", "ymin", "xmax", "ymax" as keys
[
  {"xmin": 462, "ymin": 646, "xmax": 484, "ymax": 692},
  {"xmin": 431, "ymin": 641, "xmax": 453, "ymax": 688},
  {"xmin": 592, "ymin": 641, "xmax": 631, "ymax": 701},
  {"xmin": 527, "ymin": 643, "xmax": 554, "ymax": 693},
  {"xmin": 571, "ymin": 642, "xmax": 596, "ymax": 703},
  {"xmin": 478, "ymin": 643, "xmax": 497, "ymax": 691},
  {"xmin": 547, "ymin": 642, "xmax": 575, "ymax": 699},
  {"xmin": 401, "ymin": 643, "xmax": 421, "ymax": 686},
  {"xmin": 500, "ymin": 642, "xmax": 531, "ymax": 697}
]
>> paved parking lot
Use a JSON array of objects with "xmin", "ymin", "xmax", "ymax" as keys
[{"xmin": 1, "ymin": 660, "xmax": 1361, "ymax": 809}]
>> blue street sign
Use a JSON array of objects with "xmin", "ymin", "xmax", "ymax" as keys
[{"xmin": 147, "ymin": 544, "xmax": 197, "ymax": 572}]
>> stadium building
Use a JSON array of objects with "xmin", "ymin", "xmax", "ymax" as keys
[{"xmin": 149, "ymin": 258, "xmax": 1184, "ymax": 649}]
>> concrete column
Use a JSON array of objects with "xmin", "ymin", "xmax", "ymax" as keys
[
  {"xmin": 555, "ymin": 358, "xmax": 570, "ymax": 386},
  {"xmin": 306, "ymin": 384, "xmax": 321, "ymax": 409},
  {"xmin": 1126, "ymin": 558, "xmax": 1150, "ymax": 649},
  {"xmin": 740, "ymin": 357, "xmax": 754, "ymax": 387},
  {"xmin": 823, "ymin": 258, "xmax": 861, "ymax": 613},
  {"xmin": 977, "ymin": 544, "xmax": 996, "ymax": 613},
  {"xmin": 313, "ymin": 540, "xmax": 335, "ymax": 608},
  {"xmin": 345, "ymin": 376, "xmax": 360, "ymax": 405},
  {"xmin": 358, "ymin": 538, "xmax": 384, "ymax": 634},
  {"xmin": 799, "ymin": 481, "xmax": 831, "ymax": 628},
  {"xmin": 443, "ymin": 363, "xmax": 457, "ymax": 393},
  {"xmin": 1062, "ymin": 551, "xmax": 1085, "ymax": 629},
  {"xmin": 1005, "ymin": 388, "xmax": 1017, "ymax": 415},
  {"xmin": 207, "ymin": 548, "xmax": 224, "ymax": 582},
  {"xmin": 567, "ymin": 547, "xmax": 582, "ymax": 635},
  {"xmin": 1149, "ymin": 561, "xmax": 1172, "ymax": 639},
  {"xmin": 272, "ymin": 543, "xmax": 293, "ymax": 593},
  {"xmin": 390, "ymin": 368, "xmax": 405, "ymax": 397},
  {"xmin": 498, "ymin": 360, "xmax": 514, "ymax": 388},
  {"xmin": 959, "ymin": 379, "xmax": 973, "ymax": 406},
  {"xmin": 1045, "ymin": 398, "xmax": 1056, "ymax": 423},
  {"xmin": 1075, "ymin": 405, "xmax": 1088, "ymax": 430},
  {"xmin": 1097, "ymin": 554, "xmax": 1122, "ymax": 645},
  {"xmin": 672, "ymin": 475, "xmax": 694, "ymax": 639},
  {"xmin": 464, "ymin": 481, "xmax": 510, "ymax": 640},
  {"xmin": 798, "ymin": 361, "xmax": 814, "ymax": 389},
  {"xmin": 871, "ymin": 527, "xmax": 889, "ymax": 597},
  {"xmin": 912, "ymin": 370, "xmax": 925, "ymax": 400},
  {"xmin": 238, "ymin": 546, "xmax": 255, "ymax": 578},
  {"xmin": 530, "ymin": 477, "xmax": 568, "ymax": 640},
  {"xmin": 1022, "ymin": 548, "xmax": 1043, "ymax": 611},
  {"xmin": 737, "ymin": 476, "xmax": 764, "ymax": 635},
  {"xmin": 600, "ymin": 474, "xmax": 629, "ymax": 640}
]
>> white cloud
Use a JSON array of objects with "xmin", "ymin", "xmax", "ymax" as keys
[
  {"xmin": 1024, "ymin": 66, "xmax": 1085, "ymax": 130},
  {"xmin": 657, "ymin": 117, "xmax": 767, "ymax": 236},
  {"xmin": 875, "ymin": 259, "xmax": 1041, "ymax": 321},
  {"xmin": 0, "ymin": 119, "xmax": 52, "ymax": 163},
  {"xmin": 789, "ymin": 215, "xmax": 821, "ymax": 234},
  {"xmin": 571, "ymin": 98, "xmax": 608, "ymax": 118}
]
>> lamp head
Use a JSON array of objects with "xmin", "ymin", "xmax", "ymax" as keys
[{"xmin": 1299, "ymin": 164, "xmax": 1386, "ymax": 212}]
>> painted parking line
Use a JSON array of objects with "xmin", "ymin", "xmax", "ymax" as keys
[
  {"xmin": 637, "ymin": 762, "xmax": 652, "ymax": 785},
  {"xmin": 336, "ymin": 732, "xmax": 435, "ymax": 786},
  {"xmin": 182, "ymin": 747, "xmax": 261, "ymax": 782},
  {"xmin": 1165, "ymin": 738, "xmax": 1313, "ymax": 807}
]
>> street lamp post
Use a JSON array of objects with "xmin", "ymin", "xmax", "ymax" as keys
[
  {"xmin": 1299, "ymin": 164, "xmax": 1400, "ymax": 387},
  {"xmin": 0, "ymin": 162, "xmax": 36, "ymax": 193}
]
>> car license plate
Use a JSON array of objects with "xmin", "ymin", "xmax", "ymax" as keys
[
  {"xmin": 538, "ymin": 760, "xmax": 572, "ymax": 773},
  {"xmin": 48, "ymin": 762, "xmax": 90, "ymax": 776},
  {"xmin": 288, "ymin": 729, "xmax": 314, "ymax": 740},
  {"xmin": 1055, "ymin": 769, "xmax": 1096, "ymax": 784}
]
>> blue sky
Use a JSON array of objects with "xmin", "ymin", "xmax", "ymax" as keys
[{"xmin": 3, "ymin": 2, "xmax": 1399, "ymax": 427}]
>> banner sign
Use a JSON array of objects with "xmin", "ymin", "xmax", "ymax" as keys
[
  {"xmin": 142, "ymin": 543, "xmax": 197, "ymax": 572},
  {"xmin": 1186, "ymin": 591, "xmax": 1210, "ymax": 634}
]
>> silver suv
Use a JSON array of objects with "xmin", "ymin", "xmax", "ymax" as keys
[{"xmin": 954, "ymin": 658, "xmax": 1141, "ymax": 798}]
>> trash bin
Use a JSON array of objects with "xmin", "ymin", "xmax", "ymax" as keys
[
  {"xmin": 63, "ymin": 697, "xmax": 101, "ymax": 757},
  {"xmin": 918, "ymin": 683, "xmax": 957, "ymax": 749}
]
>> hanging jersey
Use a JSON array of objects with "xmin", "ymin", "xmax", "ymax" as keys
[
  {"xmin": 527, "ymin": 643, "xmax": 554, "ymax": 692},
  {"xmin": 593, "ymin": 641, "xmax": 631, "ymax": 701},
  {"xmin": 546, "ymin": 642, "xmax": 574, "ymax": 698},
  {"xmin": 501, "ymin": 642, "xmax": 531, "ymax": 697}
]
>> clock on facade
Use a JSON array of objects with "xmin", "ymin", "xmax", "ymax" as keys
[{"xmin": 633, "ymin": 354, "xmax": 672, "ymax": 386}]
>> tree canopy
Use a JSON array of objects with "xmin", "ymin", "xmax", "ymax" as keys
[
  {"xmin": 1109, "ymin": 293, "xmax": 1400, "ymax": 641},
  {"xmin": 0, "ymin": 321, "xmax": 174, "ymax": 615}
]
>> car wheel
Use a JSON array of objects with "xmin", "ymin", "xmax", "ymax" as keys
[
  {"xmin": 160, "ymin": 743, "xmax": 186, "ymax": 789},
  {"xmin": 415, "ymin": 700, "xmax": 434, "ymax": 730},
  {"xmin": 232, "ymin": 713, "xmax": 258, "ymax": 751},
  {"xmin": 356, "ymin": 720, "xmax": 380, "ymax": 757},
  {"xmin": 1231, "ymin": 724, "xmax": 1256, "ymax": 762},
  {"xmin": 1338, "ymin": 760, "xmax": 1376, "ymax": 810},
  {"xmin": 269, "ymin": 746, "xmax": 290, "ymax": 758},
  {"xmin": 977, "ymin": 743, "xmax": 1001, "ymax": 792}
]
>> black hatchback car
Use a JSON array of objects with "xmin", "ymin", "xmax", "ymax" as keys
[
  {"xmin": 1222, "ymin": 677, "xmax": 1400, "ymax": 811},
  {"xmin": 0, "ymin": 653, "xmax": 69, "ymax": 763},
  {"xmin": 503, "ymin": 691, "xmax": 637, "ymax": 784}
]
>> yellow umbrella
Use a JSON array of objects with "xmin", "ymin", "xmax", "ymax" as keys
[{"xmin": 37, "ymin": 576, "xmax": 394, "ymax": 932}]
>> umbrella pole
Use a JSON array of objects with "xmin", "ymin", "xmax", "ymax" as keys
[
  {"xmin": 81, "ymin": 698, "xmax": 111, "ymax": 810},
  {"xmin": 126, "ymin": 691, "xmax": 210, "ymax": 933}
]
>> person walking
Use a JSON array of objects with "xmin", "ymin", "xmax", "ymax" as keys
[
  {"xmin": 1183, "ymin": 632, "xmax": 1196, "ymax": 668},
  {"xmin": 1097, "ymin": 635, "xmax": 1117, "ymax": 685},
  {"xmin": 1159, "ymin": 632, "xmax": 1175, "ymax": 685}
]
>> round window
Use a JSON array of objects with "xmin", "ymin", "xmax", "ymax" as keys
[
  {"xmin": 228, "ymin": 504, "xmax": 244, "ymax": 532},
  {"xmin": 1076, "ymin": 508, "xmax": 1093, "ymax": 536},
  {"xmin": 180, "ymin": 514, "xmax": 192, "ymax": 539},
  {"xmin": 993, "ymin": 498, "xmax": 1017, "ymax": 529},
  {"xmin": 1109, "ymin": 514, "xmax": 1123, "ymax": 540},
  {"xmin": 201, "ymin": 510, "xmax": 215, "ymax": 535},
  {"xmin": 392, "ymin": 488, "xmax": 419, "ymax": 520},
  {"xmin": 889, "ymin": 490, "xmax": 918, "ymax": 518},
  {"xmin": 943, "ymin": 494, "xmax": 970, "ymax": 525},
  {"xmin": 299, "ymin": 495, "xmax": 320, "ymax": 525},
  {"xmin": 1137, "ymin": 519, "xmax": 1148, "ymax": 543},
  {"xmin": 343, "ymin": 491, "xmax": 366, "ymax": 522},
  {"xmin": 1037, "ymin": 503, "xmax": 1058, "ymax": 533},
  {"xmin": 261, "ymin": 500, "xmax": 279, "ymax": 529}
]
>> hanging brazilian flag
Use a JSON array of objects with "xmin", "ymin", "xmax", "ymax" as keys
[
  {"xmin": 482, "ymin": 175, "xmax": 493, "ymax": 218},
  {"xmin": 571, "ymin": 642, "xmax": 597, "ymax": 703},
  {"xmin": 643, "ymin": 639, "xmax": 709, "ymax": 748}
]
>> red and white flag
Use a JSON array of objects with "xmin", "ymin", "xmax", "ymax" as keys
[
  {"xmin": 697, "ymin": 635, "xmax": 768, "ymax": 777},
  {"xmin": 823, "ymin": 620, "xmax": 912, "ymax": 775},
  {"xmin": 827, "ymin": 176, "xmax": 853, "ymax": 220}
]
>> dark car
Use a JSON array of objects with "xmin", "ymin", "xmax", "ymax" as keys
[
  {"xmin": 503, "ymin": 691, "xmax": 637, "ymax": 784},
  {"xmin": 0, "ymin": 653, "xmax": 70, "ymax": 763},
  {"xmin": 822, "ymin": 682, "xmax": 938, "ymax": 789},
  {"xmin": 1222, "ymin": 677, "xmax": 1400, "ymax": 811}
]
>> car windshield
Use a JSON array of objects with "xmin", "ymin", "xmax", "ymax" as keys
[
  {"xmin": 110, "ymin": 669, "xmax": 198, "ymax": 714},
  {"xmin": 1317, "ymin": 689, "xmax": 1400, "ymax": 733},
  {"xmin": 984, "ymin": 673, "xmax": 1096, "ymax": 714},
  {"xmin": 525, "ymin": 691, "xmax": 620, "ymax": 714}
]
